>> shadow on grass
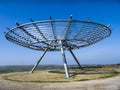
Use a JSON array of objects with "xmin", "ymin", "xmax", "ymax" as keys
[{"xmin": 48, "ymin": 68, "xmax": 119, "ymax": 77}]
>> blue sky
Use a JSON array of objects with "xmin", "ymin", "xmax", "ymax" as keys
[{"xmin": 0, "ymin": 0, "xmax": 120, "ymax": 65}]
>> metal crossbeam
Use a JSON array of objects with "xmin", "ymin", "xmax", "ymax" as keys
[
  {"xmin": 30, "ymin": 19, "xmax": 47, "ymax": 41},
  {"xmin": 50, "ymin": 16, "xmax": 56, "ymax": 40},
  {"xmin": 81, "ymin": 24, "xmax": 103, "ymax": 40},
  {"xmin": 16, "ymin": 22, "xmax": 40, "ymax": 41},
  {"xmin": 73, "ymin": 18, "xmax": 91, "ymax": 39},
  {"xmin": 16, "ymin": 23, "xmax": 54, "ymax": 47},
  {"xmin": 10, "ymin": 30, "xmax": 32, "ymax": 43},
  {"xmin": 6, "ymin": 35, "xmax": 30, "ymax": 47},
  {"xmin": 87, "ymin": 25, "xmax": 110, "ymax": 44},
  {"xmin": 64, "ymin": 15, "xmax": 72, "ymax": 40}
]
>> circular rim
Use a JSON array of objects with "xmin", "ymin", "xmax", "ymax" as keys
[{"xmin": 5, "ymin": 19, "xmax": 111, "ymax": 51}]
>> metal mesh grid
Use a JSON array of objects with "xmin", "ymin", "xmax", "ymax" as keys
[{"xmin": 5, "ymin": 19, "xmax": 111, "ymax": 51}]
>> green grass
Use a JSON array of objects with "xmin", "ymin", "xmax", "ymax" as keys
[
  {"xmin": 1, "ymin": 64, "xmax": 120, "ymax": 83},
  {"xmin": 3, "ymin": 68, "xmax": 120, "ymax": 83}
]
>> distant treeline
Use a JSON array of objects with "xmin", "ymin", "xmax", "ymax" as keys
[
  {"xmin": 0, "ymin": 64, "xmax": 120, "ymax": 73},
  {"xmin": 0, "ymin": 65, "xmax": 64, "ymax": 73},
  {"xmin": 70, "ymin": 64, "xmax": 120, "ymax": 69}
]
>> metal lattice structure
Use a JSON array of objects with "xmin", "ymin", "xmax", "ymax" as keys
[{"xmin": 5, "ymin": 16, "xmax": 111, "ymax": 78}]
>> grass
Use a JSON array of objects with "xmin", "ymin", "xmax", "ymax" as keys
[{"xmin": 3, "ymin": 67, "xmax": 120, "ymax": 83}]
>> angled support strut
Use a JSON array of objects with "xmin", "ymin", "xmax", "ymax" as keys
[
  {"xmin": 30, "ymin": 48, "xmax": 48, "ymax": 73},
  {"xmin": 69, "ymin": 49, "xmax": 82, "ymax": 70}
]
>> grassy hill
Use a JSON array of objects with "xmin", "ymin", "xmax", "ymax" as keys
[{"xmin": 0, "ymin": 64, "xmax": 120, "ymax": 83}]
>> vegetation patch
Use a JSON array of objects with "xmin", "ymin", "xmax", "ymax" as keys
[{"xmin": 3, "ymin": 67, "xmax": 120, "ymax": 83}]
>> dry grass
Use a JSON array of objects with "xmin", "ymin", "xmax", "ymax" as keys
[{"xmin": 3, "ymin": 68, "xmax": 120, "ymax": 83}]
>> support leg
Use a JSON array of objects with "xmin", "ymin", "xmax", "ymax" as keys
[
  {"xmin": 69, "ymin": 49, "xmax": 82, "ymax": 70},
  {"xmin": 60, "ymin": 42, "xmax": 70, "ymax": 78},
  {"xmin": 30, "ymin": 48, "xmax": 48, "ymax": 73}
]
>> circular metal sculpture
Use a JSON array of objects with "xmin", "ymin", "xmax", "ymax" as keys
[{"xmin": 5, "ymin": 16, "xmax": 111, "ymax": 78}]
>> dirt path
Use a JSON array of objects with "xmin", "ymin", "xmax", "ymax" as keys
[{"xmin": 0, "ymin": 73, "xmax": 120, "ymax": 90}]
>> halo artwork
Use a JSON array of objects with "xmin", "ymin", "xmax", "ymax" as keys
[{"xmin": 5, "ymin": 16, "xmax": 111, "ymax": 78}]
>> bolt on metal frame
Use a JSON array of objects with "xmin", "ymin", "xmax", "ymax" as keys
[{"xmin": 5, "ymin": 16, "xmax": 111, "ymax": 78}]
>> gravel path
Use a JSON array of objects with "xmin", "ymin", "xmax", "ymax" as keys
[{"xmin": 0, "ymin": 74, "xmax": 120, "ymax": 90}]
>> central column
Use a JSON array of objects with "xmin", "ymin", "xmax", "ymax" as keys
[{"xmin": 59, "ymin": 40, "xmax": 70, "ymax": 78}]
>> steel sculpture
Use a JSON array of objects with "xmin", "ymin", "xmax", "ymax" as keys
[{"xmin": 5, "ymin": 16, "xmax": 111, "ymax": 78}]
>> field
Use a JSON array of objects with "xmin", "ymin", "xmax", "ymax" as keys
[{"xmin": 0, "ymin": 64, "xmax": 120, "ymax": 90}]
